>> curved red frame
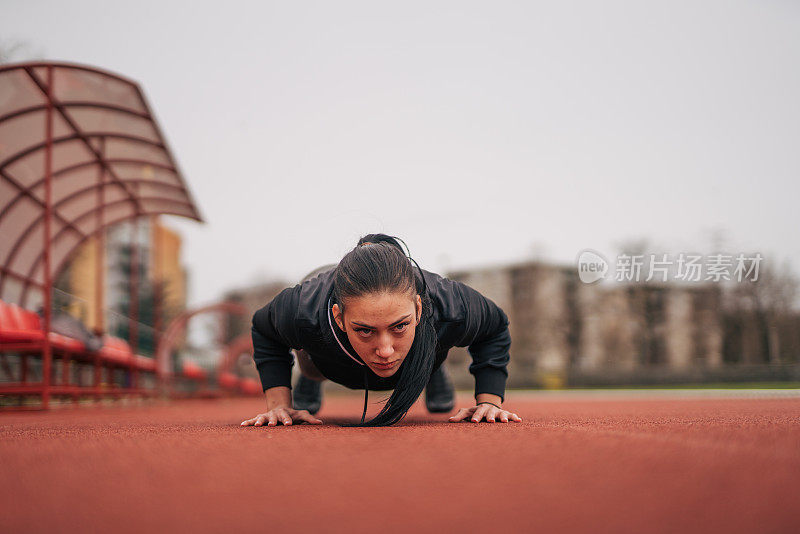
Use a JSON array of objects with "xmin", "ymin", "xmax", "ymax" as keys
[
  {"xmin": 0, "ymin": 62, "xmax": 204, "ymax": 408},
  {"xmin": 0, "ymin": 61, "xmax": 203, "ymax": 305}
]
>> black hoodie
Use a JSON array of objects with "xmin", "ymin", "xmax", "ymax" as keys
[{"xmin": 251, "ymin": 267, "xmax": 511, "ymax": 402}]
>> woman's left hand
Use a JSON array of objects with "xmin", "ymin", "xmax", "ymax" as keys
[{"xmin": 449, "ymin": 403, "xmax": 523, "ymax": 423}]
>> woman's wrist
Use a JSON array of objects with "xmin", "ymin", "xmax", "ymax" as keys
[
  {"xmin": 265, "ymin": 386, "xmax": 293, "ymax": 410},
  {"xmin": 475, "ymin": 393, "xmax": 503, "ymax": 407}
]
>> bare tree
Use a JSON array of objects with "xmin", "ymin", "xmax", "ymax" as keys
[
  {"xmin": 614, "ymin": 237, "xmax": 650, "ymax": 258},
  {"xmin": 724, "ymin": 258, "xmax": 799, "ymax": 364}
]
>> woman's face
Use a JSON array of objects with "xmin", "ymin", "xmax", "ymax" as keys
[{"xmin": 332, "ymin": 290, "xmax": 422, "ymax": 377}]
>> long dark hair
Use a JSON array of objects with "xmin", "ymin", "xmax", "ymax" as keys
[{"xmin": 333, "ymin": 233, "xmax": 436, "ymax": 427}]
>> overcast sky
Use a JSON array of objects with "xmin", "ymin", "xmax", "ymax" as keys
[{"xmin": 2, "ymin": 0, "xmax": 798, "ymax": 306}]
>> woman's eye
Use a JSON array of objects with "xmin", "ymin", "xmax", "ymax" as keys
[
  {"xmin": 393, "ymin": 322, "xmax": 410, "ymax": 332},
  {"xmin": 355, "ymin": 328, "xmax": 372, "ymax": 336}
]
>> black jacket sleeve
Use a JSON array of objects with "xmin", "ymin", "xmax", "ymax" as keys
[
  {"xmin": 452, "ymin": 280, "xmax": 511, "ymax": 403},
  {"xmin": 251, "ymin": 285, "xmax": 300, "ymax": 392}
]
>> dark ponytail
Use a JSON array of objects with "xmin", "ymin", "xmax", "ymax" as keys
[{"xmin": 334, "ymin": 233, "xmax": 436, "ymax": 427}]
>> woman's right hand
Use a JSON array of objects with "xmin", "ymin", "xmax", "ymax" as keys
[{"xmin": 240, "ymin": 407, "xmax": 323, "ymax": 427}]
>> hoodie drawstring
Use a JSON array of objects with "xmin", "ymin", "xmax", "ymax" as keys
[
  {"xmin": 361, "ymin": 366, "xmax": 369, "ymax": 424},
  {"xmin": 328, "ymin": 296, "xmax": 370, "ymax": 424}
]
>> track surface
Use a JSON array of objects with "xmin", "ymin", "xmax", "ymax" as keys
[{"xmin": 1, "ymin": 392, "xmax": 799, "ymax": 533}]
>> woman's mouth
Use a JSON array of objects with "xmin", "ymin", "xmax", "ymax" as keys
[{"xmin": 372, "ymin": 360, "xmax": 399, "ymax": 370}]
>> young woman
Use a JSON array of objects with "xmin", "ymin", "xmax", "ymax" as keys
[{"xmin": 240, "ymin": 234, "xmax": 522, "ymax": 427}]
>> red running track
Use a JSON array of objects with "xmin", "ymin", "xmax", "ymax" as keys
[{"xmin": 1, "ymin": 392, "xmax": 799, "ymax": 533}]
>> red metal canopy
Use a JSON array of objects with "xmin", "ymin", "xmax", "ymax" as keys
[{"xmin": 0, "ymin": 61, "xmax": 203, "ymax": 308}]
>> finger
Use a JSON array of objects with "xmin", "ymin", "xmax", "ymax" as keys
[
  {"xmin": 272, "ymin": 408, "xmax": 292, "ymax": 426},
  {"xmin": 471, "ymin": 405, "xmax": 490, "ymax": 423},
  {"xmin": 508, "ymin": 412, "xmax": 523, "ymax": 422},
  {"xmin": 289, "ymin": 409, "xmax": 321, "ymax": 425},
  {"xmin": 499, "ymin": 413, "xmax": 509, "ymax": 423},
  {"xmin": 267, "ymin": 412, "xmax": 278, "ymax": 427},
  {"xmin": 450, "ymin": 408, "xmax": 469, "ymax": 423},
  {"xmin": 297, "ymin": 412, "xmax": 323, "ymax": 425},
  {"xmin": 486, "ymin": 404, "xmax": 496, "ymax": 423},
  {"xmin": 253, "ymin": 414, "xmax": 266, "ymax": 427},
  {"xmin": 275, "ymin": 408, "xmax": 292, "ymax": 426},
  {"xmin": 240, "ymin": 418, "xmax": 254, "ymax": 426},
  {"xmin": 448, "ymin": 408, "xmax": 471, "ymax": 422}
]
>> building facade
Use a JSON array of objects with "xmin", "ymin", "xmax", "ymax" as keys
[
  {"xmin": 57, "ymin": 216, "xmax": 188, "ymax": 354},
  {"xmin": 447, "ymin": 260, "xmax": 797, "ymax": 389}
]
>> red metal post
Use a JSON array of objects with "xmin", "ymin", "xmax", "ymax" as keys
[
  {"xmin": 94, "ymin": 360, "xmax": 102, "ymax": 398},
  {"xmin": 152, "ymin": 215, "xmax": 161, "ymax": 397},
  {"xmin": 129, "ymin": 217, "xmax": 140, "ymax": 390},
  {"xmin": 41, "ymin": 65, "xmax": 54, "ymax": 410},
  {"xmin": 93, "ymin": 138, "xmax": 105, "ymax": 403},
  {"xmin": 218, "ymin": 306, "xmax": 228, "ymax": 347},
  {"xmin": 62, "ymin": 355, "xmax": 70, "ymax": 386},
  {"xmin": 95, "ymin": 138, "xmax": 106, "ymax": 334},
  {"xmin": 20, "ymin": 354, "xmax": 28, "ymax": 383}
]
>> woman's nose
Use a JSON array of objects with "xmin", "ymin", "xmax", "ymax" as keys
[{"xmin": 376, "ymin": 335, "xmax": 394, "ymax": 358}]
